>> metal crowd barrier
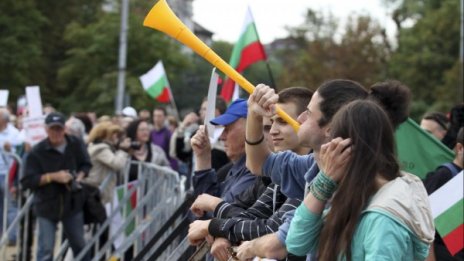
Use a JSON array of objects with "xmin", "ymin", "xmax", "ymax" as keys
[
  {"xmin": 76, "ymin": 160, "xmax": 184, "ymax": 261},
  {"xmin": 133, "ymin": 192, "xmax": 196, "ymax": 261},
  {"xmin": 1, "ymin": 157, "xmax": 184, "ymax": 261},
  {"xmin": 0, "ymin": 151, "xmax": 25, "ymax": 261}
]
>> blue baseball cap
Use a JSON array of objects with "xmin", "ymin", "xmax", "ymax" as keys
[{"xmin": 210, "ymin": 98, "xmax": 248, "ymax": 126}]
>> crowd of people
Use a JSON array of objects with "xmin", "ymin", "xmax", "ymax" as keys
[
  {"xmin": 0, "ymin": 102, "xmax": 222, "ymax": 260},
  {"xmin": 0, "ymin": 79, "xmax": 463, "ymax": 260}
]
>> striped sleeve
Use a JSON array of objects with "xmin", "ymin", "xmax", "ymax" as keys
[{"xmin": 209, "ymin": 198, "xmax": 301, "ymax": 243}]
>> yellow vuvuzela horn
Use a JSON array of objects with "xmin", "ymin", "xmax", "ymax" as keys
[{"xmin": 143, "ymin": 0, "xmax": 300, "ymax": 132}]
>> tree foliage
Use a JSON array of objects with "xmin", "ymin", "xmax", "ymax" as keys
[
  {"xmin": 0, "ymin": 0, "xmax": 46, "ymax": 99},
  {"xmin": 387, "ymin": 0, "xmax": 461, "ymax": 113},
  {"xmin": 276, "ymin": 10, "xmax": 391, "ymax": 91},
  {"xmin": 1, "ymin": 0, "xmax": 459, "ymax": 118}
]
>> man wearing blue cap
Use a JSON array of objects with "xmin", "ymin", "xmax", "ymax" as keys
[{"xmin": 190, "ymin": 98, "xmax": 256, "ymax": 205}]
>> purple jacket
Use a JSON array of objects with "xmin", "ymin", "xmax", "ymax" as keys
[{"xmin": 150, "ymin": 126, "xmax": 178, "ymax": 170}]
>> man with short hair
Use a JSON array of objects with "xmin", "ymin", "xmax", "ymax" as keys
[
  {"xmin": 22, "ymin": 112, "xmax": 91, "ymax": 261},
  {"xmin": 151, "ymin": 107, "xmax": 177, "ymax": 169},
  {"xmin": 420, "ymin": 112, "xmax": 449, "ymax": 141}
]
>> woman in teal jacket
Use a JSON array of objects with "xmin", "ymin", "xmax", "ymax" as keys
[{"xmin": 286, "ymin": 100, "xmax": 435, "ymax": 260}]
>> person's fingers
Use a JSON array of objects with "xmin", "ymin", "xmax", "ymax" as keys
[
  {"xmin": 333, "ymin": 138, "xmax": 351, "ymax": 155},
  {"xmin": 219, "ymin": 248, "xmax": 229, "ymax": 261},
  {"xmin": 211, "ymin": 247, "xmax": 228, "ymax": 261},
  {"xmin": 190, "ymin": 205, "xmax": 202, "ymax": 217},
  {"xmin": 320, "ymin": 142, "xmax": 329, "ymax": 155},
  {"xmin": 338, "ymin": 145, "xmax": 352, "ymax": 164},
  {"xmin": 253, "ymin": 84, "xmax": 268, "ymax": 103},
  {"xmin": 260, "ymin": 92, "xmax": 278, "ymax": 110},
  {"xmin": 191, "ymin": 135, "xmax": 203, "ymax": 148}
]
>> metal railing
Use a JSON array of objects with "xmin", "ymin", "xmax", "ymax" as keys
[
  {"xmin": 1, "ymin": 157, "xmax": 185, "ymax": 261},
  {"xmin": 78, "ymin": 161, "xmax": 184, "ymax": 261},
  {"xmin": 133, "ymin": 193, "xmax": 195, "ymax": 261}
]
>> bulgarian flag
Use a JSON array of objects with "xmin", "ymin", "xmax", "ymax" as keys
[
  {"xmin": 220, "ymin": 7, "xmax": 267, "ymax": 103},
  {"xmin": 110, "ymin": 181, "xmax": 138, "ymax": 248},
  {"xmin": 139, "ymin": 60, "xmax": 171, "ymax": 103},
  {"xmin": 395, "ymin": 118, "xmax": 454, "ymax": 178},
  {"xmin": 429, "ymin": 171, "xmax": 463, "ymax": 255}
]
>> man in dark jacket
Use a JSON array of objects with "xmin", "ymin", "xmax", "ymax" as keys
[{"xmin": 21, "ymin": 112, "xmax": 91, "ymax": 261}]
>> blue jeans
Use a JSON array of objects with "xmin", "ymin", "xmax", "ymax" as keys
[
  {"xmin": 0, "ymin": 175, "xmax": 18, "ymax": 243},
  {"xmin": 36, "ymin": 212, "xmax": 89, "ymax": 261}
]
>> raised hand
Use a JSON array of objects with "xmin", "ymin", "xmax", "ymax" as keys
[
  {"xmin": 247, "ymin": 84, "xmax": 278, "ymax": 118},
  {"xmin": 317, "ymin": 137, "xmax": 352, "ymax": 183}
]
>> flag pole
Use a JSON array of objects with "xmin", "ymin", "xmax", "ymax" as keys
[
  {"xmin": 115, "ymin": 0, "xmax": 129, "ymax": 114},
  {"xmin": 162, "ymin": 62, "xmax": 180, "ymax": 121},
  {"xmin": 460, "ymin": 0, "xmax": 463, "ymax": 103},
  {"xmin": 265, "ymin": 61, "xmax": 276, "ymax": 89},
  {"xmin": 167, "ymin": 85, "xmax": 180, "ymax": 121}
]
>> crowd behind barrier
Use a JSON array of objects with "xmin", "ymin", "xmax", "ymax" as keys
[{"xmin": 0, "ymin": 156, "xmax": 185, "ymax": 261}]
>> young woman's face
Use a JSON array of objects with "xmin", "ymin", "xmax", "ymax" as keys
[{"xmin": 136, "ymin": 122, "xmax": 150, "ymax": 143}]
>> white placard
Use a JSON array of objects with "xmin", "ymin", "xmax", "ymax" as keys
[
  {"xmin": 26, "ymin": 86, "xmax": 43, "ymax": 117},
  {"xmin": 0, "ymin": 90, "xmax": 8, "ymax": 107},
  {"xmin": 22, "ymin": 116, "xmax": 47, "ymax": 145},
  {"xmin": 205, "ymin": 68, "xmax": 219, "ymax": 141}
]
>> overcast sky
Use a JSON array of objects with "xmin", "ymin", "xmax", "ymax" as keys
[{"xmin": 192, "ymin": 0, "xmax": 397, "ymax": 44}]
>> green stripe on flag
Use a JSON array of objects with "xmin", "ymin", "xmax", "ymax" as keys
[
  {"xmin": 395, "ymin": 118, "xmax": 454, "ymax": 178},
  {"xmin": 229, "ymin": 23, "xmax": 260, "ymax": 69},
  {"xmin": 435, "ymin": 199, "xmax": 464, "ymax": 236},
  {"xmin": 116, "ymin": 186, "xmax": 135, "ymax": 235},
  {"xmin": 147, "ymin": 76, "xmax": 168, "ymax": 99}
]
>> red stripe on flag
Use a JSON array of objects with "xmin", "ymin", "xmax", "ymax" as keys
[
  {"xmin": 127, "ymin": 183, "xmax": 137, "ymax": 209},
  {"xmin": 236, "ymin": 41, "xmax": 267, "ymax": 72},
  {"xmin": 443, "ymin": 223, "xmax": 464, "ymax": 255},
  {"xmin": 220, "ymin": 42, "xmax": 266, "ymax": 102},
  {"xmin": 220, "ymin": 79, "xmax": 235, "ymax": 103},
  {"xmin": 156, "ymin": 87, "xmax": 171, "ymax": 103}
]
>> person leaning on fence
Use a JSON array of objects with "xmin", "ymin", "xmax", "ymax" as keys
[
  {"xmin": 235, "ymin": 80, "xmax": 412, "ymax": 260},
  {"xmin": 125, "ymin": 119, "xmax": 171, "ymax": 182},
  {"xmin": 188, "ymin": 88, "xmax": 313, "ymax": 261},
  {"xmin": 286, "ymin": 100, "xmax": 435, "ymax": 260},
  {"xmin": 82, "ymin": 121, "xmax": 131, "ymax": 204},
  {"xmin": 190, "ymin": 99, "xmax": 256, "ymax": 204},
  {"xmin": 21, "ymin": 112, "xmax": 92, "ymax": 261}
]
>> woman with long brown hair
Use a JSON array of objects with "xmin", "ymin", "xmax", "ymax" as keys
[{"xmin": 286, "ymin": 100, "xmax": 435, "ymax": 260}]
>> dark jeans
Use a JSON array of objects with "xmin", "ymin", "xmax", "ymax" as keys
[{"xmin": 36, "ymin": 211, "xmax": 89, "ymax": 261}]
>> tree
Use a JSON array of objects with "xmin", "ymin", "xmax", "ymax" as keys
[
  {"xmin": 387, "ymin": 0, "xmax": 460, "ymax": 113},
  {"xmin": 58, "ymin": 7, "xmax": 189, "ymax": 115},
  {"xmin": 276, "ymin": 9, "xmax": 391, "ymax": 91},
  {"xmin": 0, "ymin": 0, "xmax": 46, "ymax": 104}
]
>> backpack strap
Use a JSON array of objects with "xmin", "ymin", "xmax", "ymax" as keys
[{"xmin": 439, "ymin": 162, "xmax": 460, "ymax": 177}]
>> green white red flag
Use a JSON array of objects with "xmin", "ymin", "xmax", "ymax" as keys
[
  {"xmin": 139, "ymin": 60, "xmax": 171, "ymax": 103},
  {"xmin": 429, "ymin": 171, "xmax": 463, "ymax": 255},
  {"xmin": 221, "ymin": 7, "xmax": 267, "ymax": 102}
]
